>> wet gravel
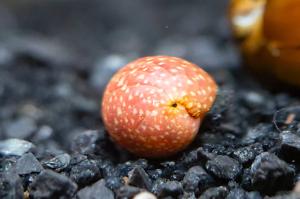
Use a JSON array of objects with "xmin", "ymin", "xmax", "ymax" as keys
[{"xmin": 1, "ymin": 0, "xmax": 300, "ymax": 198}]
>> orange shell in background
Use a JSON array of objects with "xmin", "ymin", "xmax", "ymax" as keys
[
  {"xmin": 263, "ymin": 0, "xmax": 300, "ymax": 46},
  {"xmin": 229, "ymin": 0, "xmax": 300, "ymax": 86}
]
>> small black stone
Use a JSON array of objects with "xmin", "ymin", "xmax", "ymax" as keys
[
  {"xmin": 232, "ymin": 143, "xmax": 263, "ymax": 164},
  {"xmin": 0, "ymin": 171, "xmax": 24, "ymax": 199},
  {"xmin": 225, "ymin": 188, "xmax": 247, "ymax": 199},
  {"xmin": 77, "ymin": 179, "xmax": 114, "ymax": 199},
  {"xmin": 16, "ymin": 153, "xmax": 43, "ymax": 175},
  {"xmin": 0, "ymin": 157, "xmax": 18, "ymax": 172},
  {"xmin": 128, "ymin": 166, "xmax": 152, "ymax": 191},
  {"xmin": 242, "ymin": 124, "xmax": 280, "ymax": 151},
  {"xmin": 246, "ymin": 191, "xmax": 262, "ymax": 199},
  {"xmin": 182, "ymin": 192, "xmax": 197, "ymax": 199},
  {"xmin": 170, "ymin": 169, "xmax": 185, "ymax": 181},
  {"xmin": 182, "ymin": 166, "xmax": 214, "ymax": 193},
  {"xmin": 69, "ymin": 159, "xmax": 101, "ymax": 187},
  {"xmin": 151, "ymin": 178, "xmax": 165, "ymax": 195},
  {"xmin": 266, "ymin": 192, "xmax": 300, "ymax": 199},
  {"xmin": 0, "ymin": 138, "xmax": 34, "ymax": 157},
  {"xmin": 116, "ymin": 185, "xmax": 141, "ymax": 199},
  {"xmin": 69, "ymin": 154, "xmax": 88, "ymax": 165},
  {"xmin": 70, "ymin": 130, "xmax": 104, "ymax": 155},
  {"xmin": 4, "ymin": 117, "xmax": 37, "ymax": 139},
  {"xmin": 199, "ymin": 186, "xmax": 228, "ymax": 199},
  {"xmin": 43, "ymin": 153, "xmax": 71, "ymax": 171},
  {"xmin": 147, "ymin": 169, "xmax": 163, "ymax": 180},
  {"xmin": 97, "ymin": 159, "xmax": 115, "ymax": 178},
  {"xmin": 280, "ymin": 132, "xmax": 300, "ymax": 161},
  {"xmin": 182, "ymin": 149, "xmax": 199, "ymax": 166},
  {"xmin": 105, "ymin": 176, "xmax": 123, "ymax": 191},
  {"xmin": 206, "ymin": 155, "xmax": 242, "ymax": 180},
  {"xmin": 29, "ymin": 170, "xmax": 77, "ymax": 199},
  {"xmin": 157, "ymin": 181, "xmax": 183, "ymax": 198},
  {"xmin": 197, "ymin": 144, "xmax": 229, "ymax": 160},
  {"xmin": 241, "ymin": 168, "xmax": 252, "ymax": 191},
  {"xmin": 250, "ymin": 152, "xmax": 295, "ymax": 194}
]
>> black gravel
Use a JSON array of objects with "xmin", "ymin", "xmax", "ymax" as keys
[
  {"xmin": 205, "ymin": 155, "xmax": 242, "ymax": 181},
  {"xmin": 29, "ymin": 170, "xmax": 78, "ymax": 199},
  {"xmin": 1, "ymin": 0, "xmax": 300, "ymax": 198},
  {"xmin": 250, "ymin": 152, "xmax": 295, "ymax": 195},
  {"xmin": 77, "ymin": 180, "xmax": 114, "ymax": 199}
]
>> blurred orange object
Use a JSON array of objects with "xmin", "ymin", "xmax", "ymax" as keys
[{"xmin": 229, "ymin": 0, "xmax": 300, "ymax": 86}]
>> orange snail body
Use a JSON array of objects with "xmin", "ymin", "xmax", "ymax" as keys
[{"xmin": 101, "ymin": 56, "xmax": 217, "ymax": 158}]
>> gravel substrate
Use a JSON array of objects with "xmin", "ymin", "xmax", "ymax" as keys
[{"xmin": 1, "ymin": 1, "xmax": 300, "ymax": 199}]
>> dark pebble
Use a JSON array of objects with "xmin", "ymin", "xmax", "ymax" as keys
[
  {"xmin": 250, "ymin": 152, "xmax": 295, "ymax": 194},
  {"xmin": 280, "ymin": 132, "xmax": 300, "ymax": 161},
  {"xmin": 0, "ymin": 171, "xmax": 24, "ymax": 199},
  {"xmin": 77, "ymin": 179, "xmax": 114, "ymax": 199},
  {"xmin": 89, "ymin": 55, "xmax": 129, "ymax": 91},
  {"xmin": 182, "ymin": 166, "xmax": 214, "ymax": 193},
  {"xmin": 265, "ymin": 192, "xmax": 300, "ymax": 199},
  {"xmin": 43, "ymin": 153, "xmax": 71, "ymax": 171},
  {"xmin": 105, "ymin": 176, "xmax": 124, "ymax": 191},
  {"xmin": 29, "ymin": 170, "xmax": 77, "ymax": 199},
  {"xmin": 182, "ymin": 149, "xmax": 199, "ymax": 166},
  {"xmin": 148, "ymin": 169, "xmax": 163, "ymax": 180},
  {"xmin": 197, "ymin": 144, "xmax": 230, "ymax": 160},
  {"xmin": 116, "ymin": 185, "xmax": 141, "ymax": 199},
  {"xmin": 225, "ymin": 188, "xmax": 247, "ymax": 199},
  {"xmin": 151, "ymin": 178, "xmax": 165, "ymax": 195},
  {"xmin": 242, "ymin": 124, "xmax": 280, "ymax": 150},
  {"xmin": 16, "ymin": 153, "xmax": 43, "ymax": 175},
  {"xmin": 182, "ymin": 192, "xmax": 196, "ymax": 199},
  {"xmin": 0, "ymin": 138, "xmax": 34, "ymax": 157},
  {"xmin": 157, "ymin": 181, "xmax": 183, "ymax": 198},
  {"xmin": 128, "ymin": 166, "xmax": 152, "ymax": 190},
  {"xmin": 97, "ymin": 159, "xmax": 115, "ymax": 178},
  {"xmin": 4, "ymin": 117, "xmax": 37, "ymax": 139},
  {"xmin": 247, "ymin": 191, "xmax": 262, "ymax": 199},
  {"xmin": 206, "ymin": 155, "xmax": 242, "ymax": 180},
  {"xmin": 199, "ymin": 186, "xmax": 228, "ymax": 199},
  {"xmin": 240, "ymin": 91, "xmax": 265, "ymax": 109},
  {"xmin": 0, "ymin": 157, "xmax": 17, "ymax": 172},
  {"xmin": 69, "ymin": 159, "xmax": 101, "ymax": 187},
  {"xmin": 232, "ymin": 143, "xmax": 263, "ymax": 165},
  {"xmin": 241, "ymin": 168, "xmax": 252, "ymax": 190},
  {"xmin": 242, "ymin": 124, "xmax": 271, "ymax": 142},
  {"xmin": 71, "ymin": 130, "xmax": 104, "ymax": 155},
  {"xmin": 69, "ymin": 153, "xmax": 87, "ymax": 165},
  {"xmin": 170, "ymin": 169, "xmax": 185, "ymax": 181}
]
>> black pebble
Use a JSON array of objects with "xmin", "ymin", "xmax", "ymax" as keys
[
  {"xmin": 43, "ymin": 153, "xmax": 71, "ymax": 171},
  {"xmin": 16, "ymin": 153, "xmax": 43, "ymax": 175},
  {"xmin": 4, "ymin": 117, "xmax": 37, "ymax": 139},
  {"xmin": 29, "ymin": 170, "xmax": 77, "ymax": 199},
  {"xmin": 69, "ymin": 159, "xmax": 101, "ymax": 187},
  {"xmin": 206, "ymin": 155, "xmax": 242, "ymax": 180},
  {"xmin": 116, "ymin": 185, "xmax": 141, "ymax": 199},
  {"xmin": 250, "ymin": 152, "xmax": 295, "ymax": 194},
  {"xmin": 232, "ymin": 143, "xmax": 263, "ymax": 165},
  {"xmin": 128, "ymin": 166, "xmax": 152, "ymax": 191},
  {"xmin": 199, "ymin": 186, "xmax": 228, "ymax": 199},
  {"xmin": 77, "ymin": 179, "xmax": 114, "ymax": 199},
  {"xmin": 105, "ymin": 176, "xmax": 124, "ymax": 191},
  {"xmin": 0, "ymin": 171, "xmax": 24, "ymax": 199},
  {"xmin": 157, "ymin": 181, "xmax": 183, "ymax": 198},
  {"xmin": 280, "ymin": 132, "xmax": 300, "ymax": 161},
  {"xmin": 225, "ymin": 188, "xmax": 247, "ymax": 199},
  {"xmin": 71, "ymin": 130, "xmax": 104, "ymax": 155},
  {"xmin": 182, "ymin": 166, "xmax": 214, "ymax": 194}
]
